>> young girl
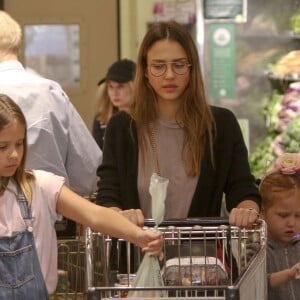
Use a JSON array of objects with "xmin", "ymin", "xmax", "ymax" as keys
[
  {"xmin": 96, "ymin": 21, "xmax": 260, "ymax": 228},
  {"xmin": 0, "ymin": 94, "xmax": 162, "ymax": 298},
  {"xmin": 259, "ymin": 152, "xmax": 300, "ymax": 300}
]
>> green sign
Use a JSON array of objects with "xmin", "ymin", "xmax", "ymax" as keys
[{"xmin": 209, "ymin": 23, "xmax": 236, "ymax": 101}]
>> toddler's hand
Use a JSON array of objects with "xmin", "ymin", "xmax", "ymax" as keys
[{"xmin": 291, "ymin": 262, "xmax": 300, "ymax": 280}]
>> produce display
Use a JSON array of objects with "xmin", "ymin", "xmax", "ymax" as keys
[
  {"xmin": 249, "ymin": 81, "xmax": 300, "ymax": 179},
  {"xmin": 249, "ymin": 132, "xmax": 277, "ymax": 179},
  {"xmin": 250, "ymin": 48, "xmax": 300, "ymax": 179},
  {"xmin": 268, "ymin": 50, "xmax": 300, "ymax": 78},
  {"xmin": 278, "ymin": 116, "xmax": 300, "ymax": 153},
  {"xmin": 290, "ymin": 6, "xmax": 300, "ymax": 35},
  {"xmin": 234, "ymin": 2, "xmax": 300, "ymax": 157}
]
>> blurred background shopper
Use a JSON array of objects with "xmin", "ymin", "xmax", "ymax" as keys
[{"xmin": 92, "ymin": 59, "xmax": 136, "ymax": 149}]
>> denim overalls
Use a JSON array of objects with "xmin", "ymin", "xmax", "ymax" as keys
[{"xmin": 0, "ymin": 188, "xmax": 49, "ymax": 299}]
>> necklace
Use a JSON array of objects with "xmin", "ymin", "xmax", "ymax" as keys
[{"xmin": 149, "ymin": 124, "xmax": 161, "ymax": 176}]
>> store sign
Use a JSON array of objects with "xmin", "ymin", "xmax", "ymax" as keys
[
  {"xmin": 153, "ymin": 1, "xmax": 196, "ymax": 24},
  {"xmin": 204, "ymin": 0, "xmax": 247, "ymax": 23},
  {"xmin": 209, "ymin": 23, "xmax": 236, "ymax": 101}
]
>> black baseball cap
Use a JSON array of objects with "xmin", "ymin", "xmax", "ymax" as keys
[{"xmin": 97, "ymin": 59, "xmax": 136, "ymax": 85}]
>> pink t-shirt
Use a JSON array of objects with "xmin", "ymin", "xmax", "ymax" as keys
[{"xmin": 0, "ymin": 170, "xmax": 64, "ymax": 294}]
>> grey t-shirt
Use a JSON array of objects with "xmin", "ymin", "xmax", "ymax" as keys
[{"xmin": 138, "ymin": 119, "xmax": 198, "ymax": 220}]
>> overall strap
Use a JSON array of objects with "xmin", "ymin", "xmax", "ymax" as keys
[{"xmin": 16, "ymin": 187, "xmax": 32, "ymax": 220}]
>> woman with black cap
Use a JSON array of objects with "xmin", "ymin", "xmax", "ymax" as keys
[{"xmin": 92, "ymin": 59, "xmax": 136, "ymax": 149}]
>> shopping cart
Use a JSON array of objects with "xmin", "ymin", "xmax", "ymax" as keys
[
  {"xmin": 50, "ymin": 194, "xmax": 101, "ymax": 300},
  {"xmin": 49, "ymin": 237, "xmax": 86, "ymax": 300},
  {"xmin": 85, "ymin": 218, "xmax": 267, "ymax": 300}
]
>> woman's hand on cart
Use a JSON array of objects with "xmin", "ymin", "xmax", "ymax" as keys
[{"xmin": 229, "ymin": 201, "xmax": 260, "ymax": 228}]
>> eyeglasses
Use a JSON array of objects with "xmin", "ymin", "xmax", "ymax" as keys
[{"xmin": 148, "ymin": 61, "xmax": 191, "ymax": 77}]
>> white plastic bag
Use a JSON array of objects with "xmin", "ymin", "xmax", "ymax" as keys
[
  {"xmin": 149, "ymin": 172, "xmax": 168, "ymax": 225},
  {"xmin": 127, "ymin": 172, "xmax": 168, "ymax": 298}
]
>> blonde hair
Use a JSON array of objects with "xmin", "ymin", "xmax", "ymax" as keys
[
  {"xmin": 0, "ymin": 10, "xmax": 22, "ymax": 57},
  {"xmin": 95, "ymin": 81, "xmax": 134, "ymax": 125},
  {"xmin": 132, "ymin": 21, "xmax": 215, "ymax": 176},
  {"xmin": 94, "ymin": 84, "xmax": 115, "ymax": 125},
  {"xmin": 0, "ymin": 94, "xmax": 34, "ymax": 201}
]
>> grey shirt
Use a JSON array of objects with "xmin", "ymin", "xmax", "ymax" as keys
[
  {"xmin": 267, "ymin": 237, "xmax": 300, "ymax": 300},
  {"xmin": 138, "ymin": 119, "xmax": 198, "ymax": 220}
]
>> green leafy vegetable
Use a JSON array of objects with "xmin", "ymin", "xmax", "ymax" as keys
[
  {"xmin": 281, "ymin": 116, "xmax": 300, "ymax": 152},
  {"xmin": 290, "ymin": 7, "xmax": 300, "ymax": 34}
]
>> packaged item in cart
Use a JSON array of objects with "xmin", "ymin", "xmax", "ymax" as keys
[
  {"xmin": 55, "ymin": 270, "xmax": 69, "ymax": 293},
  {"xmin": 114, "ymin": 274, "xmax": 136, "ymax": 298},
  {"xmin": 163, "ymin": 256, "xmax": 229, "ymax": 286}
]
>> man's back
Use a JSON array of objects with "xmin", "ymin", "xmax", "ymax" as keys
[{"xmin": 0, "ymin": 60, "xmax": 102, "ymax": 195}]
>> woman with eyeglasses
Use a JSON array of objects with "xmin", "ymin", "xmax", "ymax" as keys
[{"xmin": 96, "ymin": 21, "xmax": 261, "ymax": 228}]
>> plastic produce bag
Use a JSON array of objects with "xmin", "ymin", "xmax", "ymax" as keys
[
  {"xmin": 149, "ymin": 172, "xmax": 168, "ymax": 225},
  {"xmin": 127, "ymin": 172, "xmax": 168, "ymax": 298}
]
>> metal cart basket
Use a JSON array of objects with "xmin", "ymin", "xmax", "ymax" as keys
[
  {"xmin": 85, "ymin": 218, "xmax": 267, "ymax": 300},
  {"xmin": 50, "ymin": 238, "xmax": 86, "ymax": 300}
]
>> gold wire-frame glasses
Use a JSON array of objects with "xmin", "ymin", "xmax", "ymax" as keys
[{"xmin": 148, "ymin": 61, "xmax": 191, "ymax": 77}]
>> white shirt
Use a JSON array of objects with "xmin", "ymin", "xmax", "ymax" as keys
[
  {"xmin": 0, "ymin": 60, "xmax": 102, "ymax": 195},
  {"xmin": 0, "ymin": 170, "xmax": 64, "ymax": 294}
]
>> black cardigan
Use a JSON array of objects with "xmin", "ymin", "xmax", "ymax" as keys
[{"xmin": 96, "ymin": 106, "xmax": 261, "ymax": 217}]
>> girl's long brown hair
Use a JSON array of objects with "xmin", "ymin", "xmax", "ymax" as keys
[
  {"xmin": 132, "ymin": 21, "xmax": 215, "ymax": 176},
  {"xmin": 0, "ymin": 94, "xmax": 34, "ymax": 201}
]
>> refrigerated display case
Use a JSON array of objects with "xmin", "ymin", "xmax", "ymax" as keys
[
  {"xmin": 199, "ymin": 0, "xmax": 300, "ymax": 152},
  {"xmin": 192, "ymin": 0, "xmax": 300, "ymax": 179},
  {"xmin": 120, "ymin": 0, "xmax": 300, "ymax": 178}
]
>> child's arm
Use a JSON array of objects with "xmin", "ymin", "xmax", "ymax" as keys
[
  {"xmin": 269, "ymin": 262, "xmax": 300, "ymax": 287},
  {"xmin": 56, "ymin": 186, "xmax": 162, "ymax": 256}
]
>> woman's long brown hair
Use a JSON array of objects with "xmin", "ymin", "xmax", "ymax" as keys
[{"xmin": 131, "ymin": 21, "xmax": 215, "ymax": 176}]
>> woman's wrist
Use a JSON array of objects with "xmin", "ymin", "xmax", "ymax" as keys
[{"xmin": 237, "ymin": 200, "xmax": 260, "ymax": 214}]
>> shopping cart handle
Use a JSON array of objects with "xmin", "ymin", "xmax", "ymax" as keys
[{"xmin": 144, "ymin": 217, "xmax": 230, "ymax": 227}]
